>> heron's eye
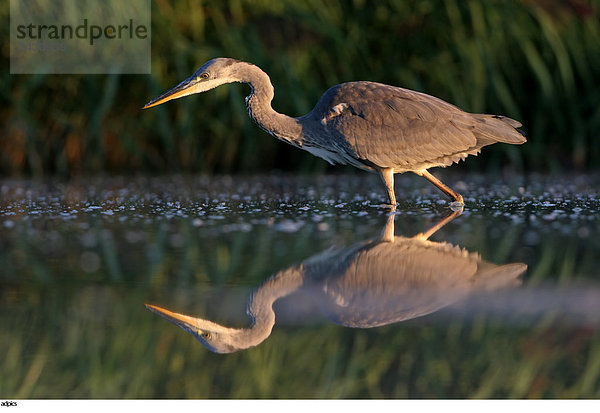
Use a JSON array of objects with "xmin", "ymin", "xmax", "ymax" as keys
[
  {"xmin": 198, "ymin": 73, "xmax": 209, "ymax": 80},
  {"xmin": 199, "ymin": 331, "xmax": 211, "ymax": 339}
]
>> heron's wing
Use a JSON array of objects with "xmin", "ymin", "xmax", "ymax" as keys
[{"xmin": 317, "ymin": 83, "xmax": 486, "ymax": 168}]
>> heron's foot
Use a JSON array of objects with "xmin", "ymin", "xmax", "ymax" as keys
[
  {"xmin": 449, "ymin": 201, "xmax": 464, "ymax": 212},
  {"xmin": 448, "ymin": 193, "xmax": 464, "ymax": 211}
]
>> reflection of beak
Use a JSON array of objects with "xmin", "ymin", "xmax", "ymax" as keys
[
  {"xmin": 145, "ymin": 303, "xmax": 199, "ymax": 333},
  {"xmin": 143, "ymin": 79, "xmax": 195, "ymax": 109}
]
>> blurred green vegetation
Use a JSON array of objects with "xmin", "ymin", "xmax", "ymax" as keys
[{"xmin": 2, "ymin": 0, "xmax": 599, "ymax": 176}]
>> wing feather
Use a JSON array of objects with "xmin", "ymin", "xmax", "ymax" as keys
[{"xmin": 309, "ymin": 82, "xmax": 523, "ymax": 169}]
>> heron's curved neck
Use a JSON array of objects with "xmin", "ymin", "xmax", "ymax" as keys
[
  {"xmin": 231, "ymin": 266, "xmax": 305, "ymax": 350},
  {"xmin": 238, "ymin": 64, "xmax": 304, "ymax": 146}
]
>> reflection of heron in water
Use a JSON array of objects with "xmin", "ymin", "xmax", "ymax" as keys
[{"xmin": 146, "ymin": 212, "xmax": 526, "ymax": 353}]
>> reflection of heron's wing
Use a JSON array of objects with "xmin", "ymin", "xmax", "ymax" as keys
[
  {"xmin": 305, "ymin": 237, "xmax": 524, "ymax": 328},
  {"xmin": 301, "ymin": 241, "xmax": 377, "ymax": 282}
]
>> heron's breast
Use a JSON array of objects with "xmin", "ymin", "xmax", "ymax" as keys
[
  {"xmin": 301, "ymin": 142, "xmax": 375, "ymax": 171},
  {"xmin": 302, "ymin": 145, "xmax": 345, "ymax": 165}
]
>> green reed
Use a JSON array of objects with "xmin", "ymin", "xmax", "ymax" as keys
[{"xmin": 2, "ymin": 0, "xmax": 599, "ymax": 176}]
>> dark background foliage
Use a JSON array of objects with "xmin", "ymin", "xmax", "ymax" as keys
[{"xmin": 1, "ymin": 0, "xmax": 599, "ymax": 176}]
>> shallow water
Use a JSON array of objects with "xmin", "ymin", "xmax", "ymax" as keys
[{"xmin": 1, "ymin": 173, "xmax": 600, "ymax": 398}]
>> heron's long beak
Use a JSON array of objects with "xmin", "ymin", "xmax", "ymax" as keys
[
  {"xmin": 142, "ymin": 78, "xmax": 196, "ymax": 109},
  {"xmin": 145, "ymin": 303, "xmax": 199, "ymax": 333}
]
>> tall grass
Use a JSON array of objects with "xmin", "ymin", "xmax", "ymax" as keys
[{"xmin": 1, "ymin": 0, "xmax": 599, "ymax": 175}]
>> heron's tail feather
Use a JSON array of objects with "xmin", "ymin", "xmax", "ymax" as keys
[
  {"xmin": 472, "ymin": 114, "xmax": 527, "ymax": 145},
  {"xmin": 473, "ymin": 262, "xmax": 527, "ymax": 291}
]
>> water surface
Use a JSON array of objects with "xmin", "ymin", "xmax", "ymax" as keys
[{"xmin": 1, "ymin": 173, "xmax": 600, "ymax": 398}]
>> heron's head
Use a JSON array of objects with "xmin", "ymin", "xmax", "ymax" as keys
[
  {"xmin": 145, "ymin": 303, "xmax": 248, "ymax": 354},
  {"xmin": 143, "ymin": 58, "xmax": 252, "ymax": 109}
]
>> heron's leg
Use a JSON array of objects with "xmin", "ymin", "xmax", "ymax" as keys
[
  {"xmin": 417, "ymin": 170, "xmax": 464, "ymax": 205},
  {"xmin": 380, "ymin": 211, "xmax": 396, "ymax": 242},
  {"xmin": 415, "ymin": 209, "xmax": 462, "ymax": 241},
  {"xmin": 378, "ymin": 167, "xmax": 396, "ymax": 206}
]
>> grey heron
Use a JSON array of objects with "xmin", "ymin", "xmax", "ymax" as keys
[
  {"xmin": 145, "ymin": 212, "xmax": 526, "ymax": 353},
  {"xmin": 144, "ymin": 58, "xmax": 526, "ymax": 206}
]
